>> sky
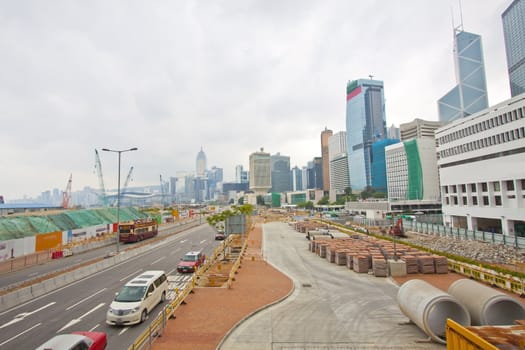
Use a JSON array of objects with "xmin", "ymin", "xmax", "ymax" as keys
[{"xmin": 0, "ymin": 0, "xmax": 513, "ymax": 201}]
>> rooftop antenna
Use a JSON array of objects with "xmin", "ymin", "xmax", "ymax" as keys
[{"xmin": 368, "ymin": 74, "xmax": 374, "ymax": 80}]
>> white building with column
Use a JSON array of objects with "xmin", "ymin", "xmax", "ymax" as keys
[{"xmin": 436, "ymin": 93, "xmax": 525, "ymax": 237}]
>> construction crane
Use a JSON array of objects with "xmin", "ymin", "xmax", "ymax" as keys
[
  {"xmin": 94, "ymin": 149, "xmax": 108, "ymax": 206},
  {"xmin": 112, "ymin": 166, "xmax": 134, "ymax": 207},
  {"xmin": 62, "ymin": 174, "xmax": 72, "ymax": 209},
  {"xmin": 159, "ymin": 174, "xmax": 166, "ymax": 207}
]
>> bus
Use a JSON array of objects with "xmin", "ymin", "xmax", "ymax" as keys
[{"xmin": 118, "ymin": 219, "xmax": 158, "ymax": 243}]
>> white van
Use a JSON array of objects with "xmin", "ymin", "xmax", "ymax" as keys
[{"xmin": 106, "ymin": 270, "xmax": 168, "ymax": 326}]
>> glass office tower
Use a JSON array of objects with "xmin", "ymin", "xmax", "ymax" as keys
[
  {"xmin": 502, "ymin": 0, "xmax": 525, "ymax": 97},
  {"xmin": 438, "ymin": 29, "xmax": 488, "ymax": 123},
  {"xmin": 345, "ymin": 79, "xmax": 386, "ymax": 191}
]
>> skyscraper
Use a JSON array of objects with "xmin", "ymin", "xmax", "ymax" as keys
[
  {"xmin": 196, "ymin": 147, "xmax": 207, "ymax": 177},
  {"xmin": 345, "ymin": 79, "xmax": 387, "ymax": 191},
  {"xmin": 270, "ymin": 153, "xmax": 291, "ymax": 193},
  {"xmin": 320, "ymin": 127, "xmax": 333, "ymax": 192},
  {"xmin": 291, "ymin": 166, "xmax": 303, "ymax": 191},
  {"xmin": 249, "ymin": 148, "xmax": 271, "ymax": 194},
  {"xmin": 502, "ymin": 0, "xmax": 525, "ymax": 97},
  {"xmin": 328, "ymin": 131, "xmax": 350, "ymax": 193},
  {"xmin": 438, "ymin": 27, "xmax": 488, "ymax": 123}
]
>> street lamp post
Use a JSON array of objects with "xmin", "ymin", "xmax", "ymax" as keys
[{"xmin": 102, "ymin": 147, "xmax": 138, "ymax": 254}]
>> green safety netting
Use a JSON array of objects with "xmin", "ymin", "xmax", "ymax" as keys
[{"xmin": 0, "ymin": 207, "xmax": 150, "ymax": 241}]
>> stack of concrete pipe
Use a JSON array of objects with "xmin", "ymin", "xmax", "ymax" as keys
[
  {"xmin": 397, "ymin": 279, "xmax": 470, "ymax": 344},
  {"xmin": 398, "ymin": 278, "xmax": 525, "ymax": 344},
  {"xmin": 448, "ymin": 278, "xmax": 525, "ymax": 325}
]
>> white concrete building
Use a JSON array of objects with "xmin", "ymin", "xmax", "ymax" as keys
[
  {"xmin": 435, "ymin": 93, "xmax": 525, "ymax": 236},
  {"xmin": 385, "ymin": 138, "xmax": 440, "ymax": 202}
]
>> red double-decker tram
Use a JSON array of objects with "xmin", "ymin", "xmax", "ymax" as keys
[{"xmin": 118, "ymin": 218, "xmax": 159, "ymax": 243}]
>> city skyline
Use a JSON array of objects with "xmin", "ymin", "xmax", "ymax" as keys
[{"xmin": 0, "ymin": 1, "xmax": 512, "ymax": 200}]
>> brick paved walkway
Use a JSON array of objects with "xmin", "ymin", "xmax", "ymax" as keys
[{"xmin": 151, "ymin": 223, "xmax": 293, "ymax": 350}]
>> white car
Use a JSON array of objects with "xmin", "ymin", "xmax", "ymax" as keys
[{"xmin": 106, "ymin": 270, "xmax": 168, "ymax": 326}]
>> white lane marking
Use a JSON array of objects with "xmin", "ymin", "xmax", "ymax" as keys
[
  {"xmin": 119, "ymin": 327, "xmax": 129, "ymax": 335},
  {"xmin": 0, "ymin": 302, "xmax": 56, "ymax": 329},
  {"xmin": 120, "ymin": 269, "xmax": 143, "ymax": 282},
  {"xmin": 150, "ymin": 256, "xmax": 166, "ymax": 265},
  {"xmin": 167, "ymin": 268, "xmax": 176, "ymax": 275},
  {"xmin": 89, "ymin": 324, "xmax": 99, "ymax": 331},
  {"xmin": 57, "ymin": 303, "xmax": 106, "ymax": 333},
  {"xmin": 0, "ymin": 322, "xmax": 41, "ymax": 347},
  {"xmin": 180, "ymin": 240, "xmax": 187, "ymax": 243},
  {"xmin": 28, "ymin": 272, "xmax": 39, "ymax": 278},
  {"xmin": 66, "ymin": 288, "xmax": 107, "ymax": 310},
  {"xmin": 200, "ymin": 239, "xmax": 206, "ymax": 244},
  {"xmin": 0, "ymin": 224, "xmax": 203, "ymax": 317}
]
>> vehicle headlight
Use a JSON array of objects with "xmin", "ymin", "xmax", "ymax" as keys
[{"xmin": 132, "ymin": 306, "xmax": 140, "ymax": 313}]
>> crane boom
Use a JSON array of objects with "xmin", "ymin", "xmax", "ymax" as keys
[
  {"xmin": 112, "ymin": 166, "xmax": 133, "ymax": 206},
  {"xmin": 62, "ymin": 174, "xmax": 72, "ymax": 209},
  {"xmin": 94, "ymin": 149, "xmax": 108, "ymax": 206}
]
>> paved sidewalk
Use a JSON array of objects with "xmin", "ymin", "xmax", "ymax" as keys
[{"xmin": 151, "ymin": 223, "xmax": 293, "ymax": 350}]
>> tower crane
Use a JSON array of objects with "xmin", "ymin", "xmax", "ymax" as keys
[
  {"xmin": 112, "ymin": 166, "xmax": 134, "ymax": 207},
  {"xmin": 62, "ymin": 174, "xmax": 72, "ymax": 209},
  {"xmin": 94, "ymin": 149, "xmax": 108, "ymax": 206},
  {"xmin": 160, "ymin": 174, "xmax": 166, "ymax": 207}
]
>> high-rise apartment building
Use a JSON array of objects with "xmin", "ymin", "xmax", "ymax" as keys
[
  {"xmin": 320, "ymin": 127, "xmax": 333, "ymax": 192},
  {"xmin": 270, "ymin": 153, "xmax": 291, "ymax": 193},
  {"xmin": 438, "ymin": 27, "xmax": 488, "ymax": 123},
  {"xmin": 196, "ymin": 147, "xmax": 207, "ymax": 177},
  {"xmin": 328, "ymin": 131, "xmax": 350, "ymax": 193},
  {"xmin": 345, "ymin": 79, "xmax": 387, "ymax": 191},
  {"xmin": 249, "ymin": 148, "xmax": 271, "ymax": 194},
  {"xmin": 502, "ymin": 0, "xmax": 525, "ymax": 97}
]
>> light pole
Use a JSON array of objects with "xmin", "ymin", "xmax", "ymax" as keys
[{"xmin": 102, "ymin": 147, "xmax": 138, "ymax": 253}]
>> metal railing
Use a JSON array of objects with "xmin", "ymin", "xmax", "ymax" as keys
[
  {"xmin": 406, "ymin": 220, "xmax": 525, "ymax": 249},
  {"xmin": 127, "ymin": 234, "xmax": 235, "ymax": 350}
]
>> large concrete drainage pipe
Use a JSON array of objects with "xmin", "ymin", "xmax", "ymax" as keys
[
  {"xmin": 448, "ymin": 278, "xmax": 525, "ymax": 325},
  {"xmin": 397, "ymin": 279, "xmax": 471, "ymax": 344}
]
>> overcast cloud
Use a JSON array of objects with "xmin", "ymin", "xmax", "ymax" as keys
[{"xmin": 0, "ymin": 0, "xmax": 512, "ymax": 200}]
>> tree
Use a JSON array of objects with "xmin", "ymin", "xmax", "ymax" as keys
[
  {"xmin": 317, "ymin": 196, "xmax": 329, "ymax": 205},
  {"xmin": 305, "ymin": 201, "xmax": 314, "ymax": 209},
  {"xmin": 237, "ymin": 197, "xmax": 244, "ymax": 205}
]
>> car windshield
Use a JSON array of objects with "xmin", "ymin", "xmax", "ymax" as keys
[
  {"xmin": 115, "ymin": 286, "xmax": 147, "ymax": 302},
  {"xmin": 182, "ymin": 255, "xmax": 197, "ymax": 262}
]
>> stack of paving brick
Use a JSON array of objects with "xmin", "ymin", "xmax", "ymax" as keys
[
  {"xmin": 345, "ymin": 251, "xmax": 355, "ymax": 269},
  {"xmin": 326, "ymin": 246, "xmax": 337, "ymax": 263},
  {"xmin": 353, "ymin": 255, "xmax": 371, "ymax": 273},
  {"xmin": 401, "ymin": 255, "xmax": 419, "ymax": 274},
  {"xmin": 433, "ymin": 255, "xmax": 448, "ymax": 273},
  {"xmin": 417, "ymin": 255, "xmax": 436, "ymax": 274},
  {"xmin": 372, "ymin": 256, "xmax": 388, "ymax": 277},
  {"xmin": 334, "ymin": 249, "xmax": 349, "ymax": 265},
  {"xmin": 318, "ymin": 243, "xmax": 328, "ymax": 258}
]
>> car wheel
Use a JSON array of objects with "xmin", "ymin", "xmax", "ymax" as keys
[
  {"xmin": 140, "ymin": 309, "xmax": 147, "ymax": 323},
  {"xmin": 161, "ymin": 291, "xmax": 166, "ymax": 303}
]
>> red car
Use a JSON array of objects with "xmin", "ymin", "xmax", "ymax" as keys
[
  {"xmin": 177, "ymin": 251, "xmax": 206, "ymax": 273},
  {"xmin": 36, "ymin": 331, "xmax": 107, "ymax": 350}
]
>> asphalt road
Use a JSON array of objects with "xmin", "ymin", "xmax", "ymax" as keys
[
  {"xmin": 220, "ymin": 222, "xmax": 445, "ymax": 350},
  {"xmin": 0, "ymin": 220, "xmax": 198, "ymax": 290},
  {"xmin": 0, "ymin": 222, "xmax": 219, "ymax": 350}
]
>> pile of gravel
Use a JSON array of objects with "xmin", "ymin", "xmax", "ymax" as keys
[{"xmin": 399, "ymin": 231, "xmax": 524, "ymax": 266}]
